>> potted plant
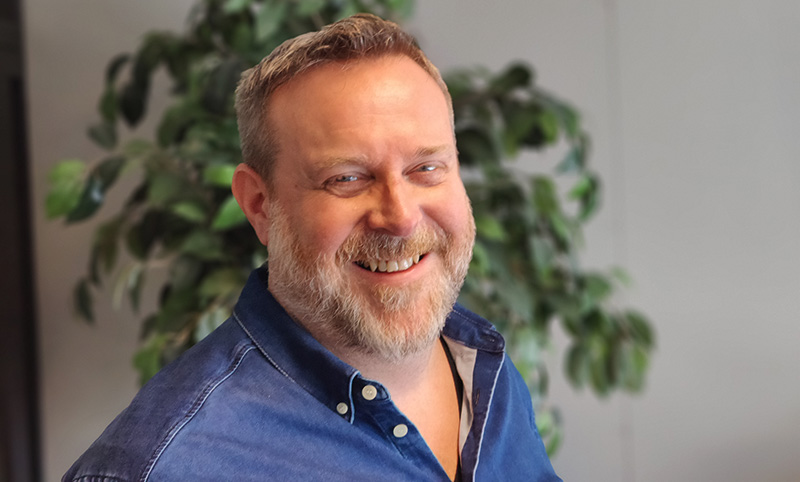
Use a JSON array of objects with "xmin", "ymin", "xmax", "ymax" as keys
[{"xmin": 45, "ymin": 0, "xmax": 654, "ymax": 454}]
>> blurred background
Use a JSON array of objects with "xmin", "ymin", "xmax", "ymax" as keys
[{"xmin": 5, "ymin": 0, "xmax": 800, "ymax": 480}]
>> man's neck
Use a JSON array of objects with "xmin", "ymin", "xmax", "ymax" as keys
[{"xmin": 330, "ymin": 337, "xmax": 462, "ymax": 480}]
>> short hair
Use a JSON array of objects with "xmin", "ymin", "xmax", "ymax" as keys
[{"xmin": 234, "ymin": 13, "xmax": 452, "ymax": 180}]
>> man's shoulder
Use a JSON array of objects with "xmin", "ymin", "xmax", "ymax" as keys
[{"xmin": 62, "ymin": 317, "xmax": 264, "ymax": 482}]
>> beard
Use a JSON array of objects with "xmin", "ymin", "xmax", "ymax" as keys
[{"xmin": 266, "ymin": 201, "xmax": 475, "ymax": 361}]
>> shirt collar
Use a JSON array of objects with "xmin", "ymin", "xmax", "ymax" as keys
[
  {"xmin": 232, "ymin": 266, "xmax": 506, "ymax": 416},
  {"xmin": 233, "ymin": 267, "xmax": 357, "ymax": 418}
]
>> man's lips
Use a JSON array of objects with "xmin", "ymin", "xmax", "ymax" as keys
[{"xmin": 355, "ymin": 254, "xmax": 425, "ymax": 273}]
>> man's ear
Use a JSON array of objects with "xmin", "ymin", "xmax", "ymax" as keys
[{"xmin": 232, "ymin": 163, "xmax": 271, "ymax": 246}]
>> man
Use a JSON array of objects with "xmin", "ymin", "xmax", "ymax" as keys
[{"xmin": 64, "ymin": 14, "xmax": 560, "ymax": 481}]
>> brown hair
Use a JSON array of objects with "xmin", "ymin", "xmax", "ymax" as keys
[{"xmin": 234, "ymin": 13, "xmax": 452, "ymax": 180}]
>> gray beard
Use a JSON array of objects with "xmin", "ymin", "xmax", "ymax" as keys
[{"xmin": 266, "ymin": 201, "xmax": 475, "ymax": 361}]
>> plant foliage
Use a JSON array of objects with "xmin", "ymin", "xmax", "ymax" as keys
[{"xmin": 46, "ymin": 0, "xmax": 654, "ymax": 454}]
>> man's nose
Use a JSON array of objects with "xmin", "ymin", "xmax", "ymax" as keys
[{"xmin": 366, "ymin": 178, "xmax": 422, "ymax": 237}]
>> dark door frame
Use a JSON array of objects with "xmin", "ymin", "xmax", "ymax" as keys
[{"xmin": 1, "ymin": 0, "xmax": 43, "ymax": 480}]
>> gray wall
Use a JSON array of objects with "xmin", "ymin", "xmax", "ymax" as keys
[{"xmin": 25, "ymin": 1, "xmax": 800, "ymax": 480}]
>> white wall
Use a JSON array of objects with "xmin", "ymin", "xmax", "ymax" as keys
[{"xmin": 25, "ymin": 1, "xmax": 800, "ymax": 481}]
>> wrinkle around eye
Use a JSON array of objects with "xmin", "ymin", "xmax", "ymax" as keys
[{"xmin": 322, "ymin": 174, "xmax": 371, "ymax": 197}]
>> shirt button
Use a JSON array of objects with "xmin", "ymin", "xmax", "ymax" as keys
[
  {"xmin": 393, "ymin": 424, "xmax": 409, "ymax": 438},
  {"xmin": 361, "ymin": 385, "xmax": 378, "ymax": 401},
  {"xmin": 336, "ymin": 402, "xmax": 349, "ymax": 415}
]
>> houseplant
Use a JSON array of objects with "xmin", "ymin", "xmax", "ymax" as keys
[{"xmin": 46, "ymin": 0, "xmax": 654, "ymax": 454}]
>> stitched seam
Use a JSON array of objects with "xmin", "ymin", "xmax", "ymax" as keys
[
  {"xmin": 448, "ymin": 309, "xmax": 504, "ymax": 352},
  {"xmin": 72, "ymin": 477, "xmax": 127, "ymax": 482},
  {"xmin": 233, "ymin": 310, "xmax": 297, "ymax": 383},
  {"xmin": 139, "ymin": 344, "xmax": 255, "ymax": 482},
  {"xmin": 471, "ymin": 354, "xmax": 504, "ymax": 481}
]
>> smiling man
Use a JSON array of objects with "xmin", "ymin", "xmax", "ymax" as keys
[{"xmin": 64, "ymin": 14, "xmax": 560, "ymax": 482}]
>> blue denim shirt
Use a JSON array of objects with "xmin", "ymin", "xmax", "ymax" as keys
[{"xmin": 64, "ymin": 267, "xmax": 560, "ymax": 481}]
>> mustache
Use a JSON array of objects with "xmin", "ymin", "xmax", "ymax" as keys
[{"xmin": 335, "ymin": 224, "xmax": 448, "ymax": 265}]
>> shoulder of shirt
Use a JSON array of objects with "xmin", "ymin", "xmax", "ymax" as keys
[{"xmin": 62, "ymin": 317, "xmax": 260, "ymax": 482}]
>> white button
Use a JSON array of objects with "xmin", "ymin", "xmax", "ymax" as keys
[
  {"xmin": 362, "ymin": 385, "xmax": 378, "ymax": 401},
  {"xmin": 336, "ymin": 402, "xmax": 349, "ymax": 415},
  {"xmin": 393, "ymin": 424, "xmax": 409, "ymax": 438}
]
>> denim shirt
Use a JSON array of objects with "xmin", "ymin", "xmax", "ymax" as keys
[{"xmin": 64, "ymin": 267, "xmax": 560, "ymax": 481}]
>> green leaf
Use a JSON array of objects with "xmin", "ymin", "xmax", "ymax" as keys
[
  {"xmin": 474, "ymin": 214, "xmax": 506, "ymax": 242},
  {"xmin": 223, "ymin": 0, "xmax": 252, "ymax": 14},
  {"xmin": 171, "ymin": 202, "xmax": 207, "ymax": 223},
  {"xmin": 199, "ymin": 268, "xmax": 246, "ymax": 299},
  {"xmin": 572, "ymin": 173, "xmax": 600, "ymax": 221},
  {"xmin": 626, "ymin": 310, "xmax": 655, "ymax": 348},
  {"xmin": 94, "ymin": 156, "xmax": 126, "ymax": 189},
  {"xmin": 194, "ymin": 305, "xmax": 230, "ymax": 342},
  {"xmin": 133, "ymin": 334, "xmax": 167, "ymax": 385},
  {"xmin": 125, "ymin": 210, "xmax": 163, "ymax": 260},
  {"xmin": 500, "ymin": 101, "xmax": 540, "ymax": 157},
  {"xmin": 105, "ymin": 53, "xmax": 131, "ymax": 85},
  {"xmin": 557, "ymin": 145, "xmax": 585, "ymax": 174},
  {"xmin": 456, "ymin": 127, "xmax": 495, "ymax": 167},
  {"xmin": 120, "ymin": 81, "xmax": 148, "ymax": 126},
  {"xmin": 211, "ymin": 195, "xmax": 247, "ymax": 230},
  {"xmin": 147, "ymin": 173, "xmax": 183, "ymax": 206},
  {"xmin": 113, "ymin": 262, "xmax": 144, "ymax": 311},
  {"xmin": 336, "ymin": 0, "xmax": 360, "ymax": 19},
  {"xmin": 99, "ymin": 88, "xmax": 117, "ymax": 123},
  {"xmin": 490, "ymin": 63, "xmax": 532, "ymax": 94},
  {"xmin": 93, "ymin": 216, "xmax": 124, "ymax": 275},
  {"xmin": 203, "ymin": 164, "xmax": 236, "ymax": 187},
  {"xmin": 566, "ymin": 343, "xmax": 588, "ymax": 387},
  {"xmin": 66, "ymin": 176, "xmax": 104, "ymax": 223},
  {"xmin": 385, "ymin": 0, "xmax": 415, "ymax": 19},
  {"xmin": 583, "ymin": 274, "xmax": 612, "ymax": 307},
  {"xmin": 46, "ymin": 159, "xmax": 87, "ymax": 219},
  {"xmin": 297, "ymin": 0, "xmax": 326, "ymax": 16},
  {"xmin": 202, "ymin": 58, "xmax": 243, "ymax": 115},
  {"xmin": 469, "ymin": 240, "xmax": 491, "ymax": 276},
  {"xmin": 231, "ymin": 21, "xmax": 254, "ymax": 53},
  {"xmin": 157, "ymin": 102, "xmax": 204, "ymax": 147},
  {"xmin": 255, "ymin": 0, "xmax": 289, "ymax": 42},
  {"xmin": 180, "ymin": 230, "xmax": 225, "ymax": 260},
  {"xmin": 544, "ymin": 425, "xmax": 562, "ymax": 456},
  {"xmin": 74, "ymin": 278, "xmax": 94, "ymax": 323},
  {"xmin": 531, "ymin": 176, "xmax": 559, "ymax": 215},
  {"xmin": 537, "ymin": 109, "xmax": 560, "ymax": 144}
]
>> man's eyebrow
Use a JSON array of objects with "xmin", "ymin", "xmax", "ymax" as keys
[
  {"xmin": 314, "ymin": 155, "xmax": 368, "ymax": 171},
  {"xmin": 314, "ymin": 145, "xmax": 454, "ymax": 170},
  {"xmin": 413, "ymin": 145, "xmax": 456, "ymax": 159}
]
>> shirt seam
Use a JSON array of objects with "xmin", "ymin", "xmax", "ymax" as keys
[
  {"xmin": 71, "ymin": 476, "xmax": 127, "ymax": 482},
  {"xmin": 139, "ymin": 343, "xmax": 256, "ymax": 482},
  {"xmin": 447, "ymin": 309, "xmax": 504, "ymax": 353},
  {"xmin": 233, "ymin": 310, "xmax": 297, "ymax": 383},
  {"xmin": 471, "ymin": 353, "xmax": 504, "ymax": 481}
]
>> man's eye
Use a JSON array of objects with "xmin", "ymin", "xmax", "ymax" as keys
[
  {"xmin": 323, "ymin": 173, "xmax": 369, "ymax": 197},
  {"xmin": 410, "ymin": 163, "xmax": 447, "ymax": 186},
  {"xmin": 334, "ymin": 174, "xmax": 359, "ymax": 183}
]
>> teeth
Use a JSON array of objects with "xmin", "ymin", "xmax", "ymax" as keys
[{"xmin": 359, "ymin": 255, "xmax": 422, "ymax": 273}]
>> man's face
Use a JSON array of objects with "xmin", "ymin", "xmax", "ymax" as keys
[{"xmin": 263, "ymin": 55, "xmax": 475, "ymax": 360}]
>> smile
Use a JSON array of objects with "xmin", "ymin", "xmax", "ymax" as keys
[{"xmin": 356, "ymin": 254, "xmax": 424, "ymax": 273}]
